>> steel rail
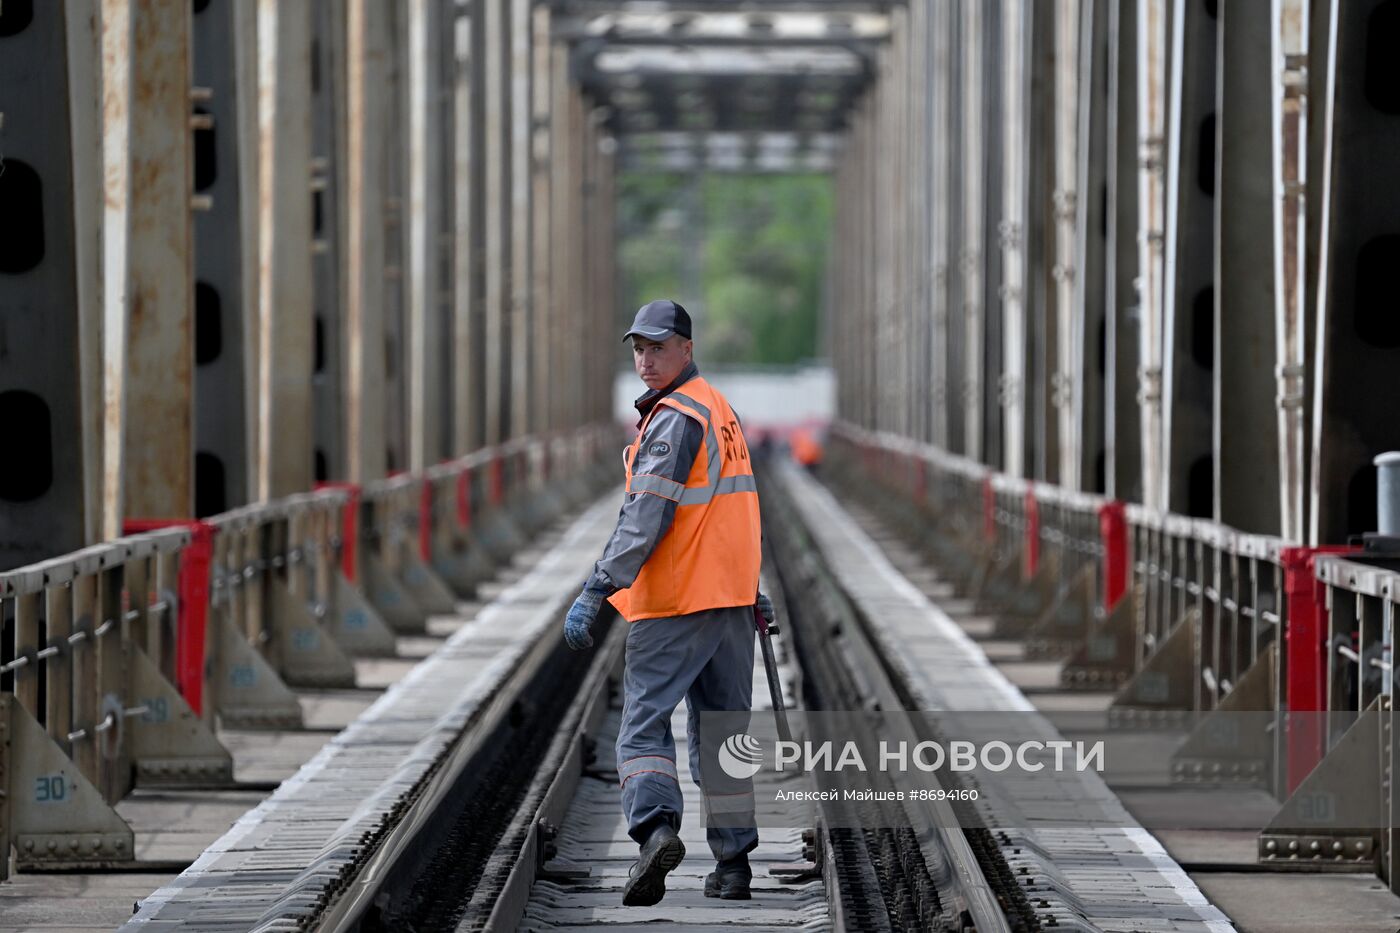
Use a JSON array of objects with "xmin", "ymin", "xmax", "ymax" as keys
[
  {"xmin": 311, "ymin": 460, "xmax": 1015, "ymax": 932},
  {"xmin": 317, "ymin": 601, "xmax": 620, "ymax": 931},
  {"xmin": 758, "ymin": 460, "xmax": 1019, "ymax": 933}
]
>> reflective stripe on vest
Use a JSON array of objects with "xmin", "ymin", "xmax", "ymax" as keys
[{"xmin": 619, "ymin": 755, "xmax": 679, "ymax": 785}]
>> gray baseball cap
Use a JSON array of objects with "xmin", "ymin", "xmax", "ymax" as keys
[{"xmin": 622, "ymin": 299, "xmax": 693, "ymax": 342}]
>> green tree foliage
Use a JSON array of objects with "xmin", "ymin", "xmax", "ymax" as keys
[{"xmin": 617, "ymin": 172, "xmax": 833, "ymax": 366}]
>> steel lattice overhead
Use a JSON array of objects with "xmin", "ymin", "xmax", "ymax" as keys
[{"xmin": 553, "ymin": 1, "xmax": 894, "ymax": 172}]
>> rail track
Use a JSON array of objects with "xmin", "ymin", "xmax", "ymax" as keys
[
  {"xmin": 125, "ymin": 458, "xmax": 1232, "ymax": 931},
  {"xmin": 310, "ymin": 458, "xmax": 1022, "ymax": 932}
]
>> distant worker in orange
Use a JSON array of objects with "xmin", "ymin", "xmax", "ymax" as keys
[
  {"xmin": 789, "ymin": 427, "xmax": 824, "ymax": 469},
  {"xmin": 560, "ymin": 299, "xmax": 771, "ymax": 906}
]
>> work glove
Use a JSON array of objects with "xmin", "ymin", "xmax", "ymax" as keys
[
  {"xmin": 564, "ymin": 585, "xmax": 607, "ymax": 650},
  {"xmin": 755, "ymin": 592, "xmax": 775, "ymax": 627}
]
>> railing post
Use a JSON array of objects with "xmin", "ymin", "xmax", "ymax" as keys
[
  {"xmin": 982, "ymin": 476, "xmax": 995, "ymax": 543},
  {"xmin": 1281, "ymin": 545, "xmax": 1356, "ymax": 792},
  {"xmin": 1099, "ymin": 501, "xmax": 1129, "ymax": 613},
  {"xmin": 178, "ymin": 525, "xmax": 215, "ymax": 717},
  {"xmin": 419, "ymin": 477, "xmax": 434, "ymax": 563},
  {"xmin": 126, "ymin": 520, "xmax": 216, "ymax": 717},
  {"xmin": 1023, "ymin": 487, "xmax": 1040, "ymax": 581},
  {"xmin": 457, "ymin": 466, "xmax": 474, "ymax": 529}
]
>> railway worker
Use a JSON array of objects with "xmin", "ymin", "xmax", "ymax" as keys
[{"xmin": 561, "ymin": 298, "xmax": 771, "ymax": 906}]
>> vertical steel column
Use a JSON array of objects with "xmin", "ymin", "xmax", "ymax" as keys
[
  {"xmin": 1215, "ymin": 0, "xmax": 1282, "ymax": 534},
  {"xmin": 1027, "ymin": 5, "xmax": 1057, "ymax": 480},
  {"xmin": 311, "ymin": 0, "xmax": 347, "ymax": 484},
  {"xmin": 1000, "ymin": 0, "xmax": 1032, "ymax": 479},
  {"xmin": 232, "ymin": 2, "xmax": 260, "ymax": 498},
  {"xmin": 382, "ymin": 7, "xmax": 409, "ymax": 472},
  {"xmin": 345, "ymin": 0, "xmax": 390, "ymax": 483},
  {"xmin": 111, "ymin": 0, "xmax": 197, "ymax": 523},
  {"xmin": 1106, "ymin": 0, "xmax": 1142, "ymax": 501},
  {"xmin": 1075, "ymin": 0, "xmax": 1113, "ymax": 493},
  {"xmin": 509, "ymin": 0, "xmax": 533, "ymax": 439},
  {"xmin": 191, "ymin": 0, "xmax": 251, "ymax": 514},
  {"xmin": 1052, "ymin": 0, "xmax": 1083, "ymax": 489},
  {"xmin": 944, "ymin": 3, "xmax": 967, "ymax": 453},
  {"xmin": 981, "ymin": 1, "xmax": 1006, "ymax": 471},
  {"xmin": 1271, "ymin": 0, "xmax": 1309, "ymax": 543},
  {"xmin": 961, "ymin": 0, "xmax": 985, "ymax": 463},
  {"xmin": 909, "ymin": 0, "xmax": 930, "ymax": 444},
  {"xmin": 407, "ymin": 0, "xmax": 444, "ymax": 473},
  {"xmin": 566, "ymin": 89, "xmax": 587, "ymax": 428},
  {"xmin": 99, "ymin": 2, "xmax": 135, "ymax": 542},
  {"xmin": 1136, "ymin": 0, "xmax": 1170, "ymax": 511},
  {"xmin": 1161, "ymin": 0, "xmax": 1218, "ymax": 518},
  {"xmin": 484, "ymin": 0, "xmax": 511, "ymax": 444},
  {"xmin": 255, "ymin": 0, "xmax": 314, "ymax": 499},
  {"xmin": 929, "ymin": 0, "xmax": 952, "ymax": 448},
  {"xmin": 885, "ymin": 9, "xmax": 905, "ymax": 436},
  {"xmin": 436, "ymin": 8, "xmax": 458, "ymax": 461},
  {"xmin": 0, "ymin": 3, "xmax": 100, "ymax": 567},
  {"xmin": 454, "ymin": 1, "xmax": 487, "ymax": 454},
  {"xmin": 530, "ymin": 4, "xmax": 553, "ymax": 435},
  {"xmin": 547, "ymin": 66, "xmax": 573, "ymax": 431},
  {"xmin": 68, "ymin": 1, "xmax": 106, "ymax": 550},
  {"xmin": 597, "ymin": 131, "xmax": 617, "ymax": 423},
  {"xmin": 868, "ymin": 62, "xmax": 886, "ymax": 434}
]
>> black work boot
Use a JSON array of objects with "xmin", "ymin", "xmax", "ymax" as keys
[
  {"xmin": 622, "ymin": 823, "xmax": 686, "ymax": 907},
  {"xmin": 703, "ymin": 853, "xmax": 753, "ymax": 900}
]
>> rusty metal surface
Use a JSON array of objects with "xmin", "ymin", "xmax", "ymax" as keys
[{"xmin": 119, "ymin": 0, "xmax": 195, "ymax": 522}]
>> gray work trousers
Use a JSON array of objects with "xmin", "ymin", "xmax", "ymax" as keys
[{"xmin": 616, "ymin": 604, "xmax": 759, "ymax": 862}]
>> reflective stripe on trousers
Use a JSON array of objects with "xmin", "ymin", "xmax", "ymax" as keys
[{"xmin": 619, "ymin": 754, "xmax": 679, "ymax": 785}]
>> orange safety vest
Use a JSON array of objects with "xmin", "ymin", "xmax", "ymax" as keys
[{"xmin": 608, "ymin": 376, "xmax": 762, "ymax": 622}]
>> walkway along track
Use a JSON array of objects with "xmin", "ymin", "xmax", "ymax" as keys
[{"xmin": 125, "ymin": 458, "xmax": 1233, "ymax": 931}]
